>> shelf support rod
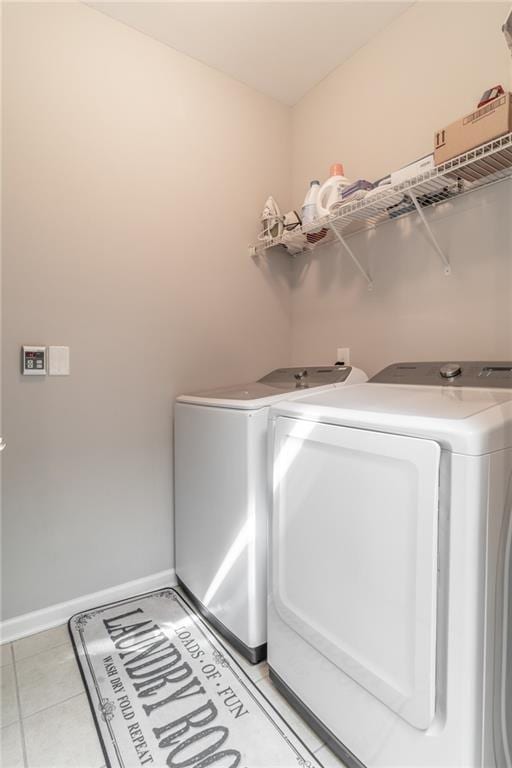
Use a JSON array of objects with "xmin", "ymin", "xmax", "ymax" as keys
[
  {"xmin": 408, "ymin": 191, "xmax": 451, "ymax": 275},
  {"xmin": 329, "ymin": 224, "xmax": 373, "ymax": 290}
]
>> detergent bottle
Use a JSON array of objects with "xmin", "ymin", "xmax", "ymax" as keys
[
  {"xmin": 301, "ymin": 180, "xmax": 321, "ymax": 229},
  {"xmin": 316, "ymin": 164, "xmax": 350, "ymax": 217}
]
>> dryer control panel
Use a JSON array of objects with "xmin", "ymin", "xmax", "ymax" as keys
[{"xmin": 371, "ymin": 361, "xmax": 512, "ymax": 388}]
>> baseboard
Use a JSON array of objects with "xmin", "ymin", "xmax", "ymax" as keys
[{"xmin": 0, "ymin": 568, "xmax": 176, "ymax": 643}]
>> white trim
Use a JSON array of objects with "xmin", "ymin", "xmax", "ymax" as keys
[{"xmin": 0, "ymin": 569, "xmax": 176, "ymax": 643}]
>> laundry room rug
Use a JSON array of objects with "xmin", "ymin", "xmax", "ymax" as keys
[{"xmin": 69, "ymin": 588, "xmax": 324, "ymax": 768}]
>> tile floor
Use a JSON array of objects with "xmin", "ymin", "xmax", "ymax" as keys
[
  {"xmin": 0, "ymin": 591, "xmax": 346, "ymax": 768},
  {"xmin": 0, "ymin": 624, "xmax": 105, "ymax": 768}
]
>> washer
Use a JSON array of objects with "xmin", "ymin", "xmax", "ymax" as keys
[
  {"xmin": 174, "ymin": 365, "xmax": 367, "ymax": 663},
  {"xmin": 268, "ymin": 361, "xmax": 512, "ymax": 767}
]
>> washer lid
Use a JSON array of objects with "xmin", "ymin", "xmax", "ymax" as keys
[
  {"xmin": 270, "ymin": 382, "xmax": 512, "ymax": 454},
  {"xmin": 176, "ymin": 366, "xmax": 358, "ymax": 409}
]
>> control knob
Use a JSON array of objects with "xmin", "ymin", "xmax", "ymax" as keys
[{"xmin": 440, "ymin": 363, "xmax": 462, "ymax": 379}]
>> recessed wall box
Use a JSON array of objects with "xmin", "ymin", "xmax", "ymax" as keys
[{"xmin": 22, "ymin": 346, "xmax": 47, "ymax": 375}]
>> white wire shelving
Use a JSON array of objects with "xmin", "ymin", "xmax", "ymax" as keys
[{"xmin": 249, "ymin": 132, "xmax": 512, "ymax": 290}]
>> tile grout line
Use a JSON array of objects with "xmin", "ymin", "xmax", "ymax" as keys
[
  {"xmin": 13, "ymin": 638, "xmax": 71, "ymax": 665},
  {"xmin": 10, "ymin": 644, "xmax": 29, "ymax": 768},
  {"xmin": 21, "ymin": 689, "xmax": 86, "ymax": 723}
]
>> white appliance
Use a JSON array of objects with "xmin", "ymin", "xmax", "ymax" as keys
[
  {"xmin": 174, "ymin": 365, "xmax": 367, "ymax": 663},
  {"xmin": 268, "ymin": 361, "xmax": 512, "ymax": 767}
]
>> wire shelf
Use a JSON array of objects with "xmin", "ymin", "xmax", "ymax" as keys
[{"xmin": 251, "ymin": 132, "xmax": 512, "ymax": 258}]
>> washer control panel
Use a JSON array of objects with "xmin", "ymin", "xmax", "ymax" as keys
[
  {"xmin": 22, "ymin": 346, "xmax": 47, "ymax": 375},
  {"xmin": 370, "ymin": 361, "xmax": 512, "ymax": 388},
  {"xmin": 259, "ymin": 366, "xmax": 352, "ymax": 391}
]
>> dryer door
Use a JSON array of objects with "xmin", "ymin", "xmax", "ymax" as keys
[{"xmin": 271, "ymin": 417, "xmax": 440, "ymax": 730}]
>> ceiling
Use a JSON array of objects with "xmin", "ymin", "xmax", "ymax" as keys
[{"xmin": 89, "ymin": 2, "xmax": 414, "ymax": 105}]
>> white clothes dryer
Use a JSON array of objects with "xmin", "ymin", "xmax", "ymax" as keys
[
  {"xmin": 268, "ymin": 361, "xmax": 512, "ymax": 767},
  {"xmin": 174, "ymin": 365, "xmax": 367, "ymax": 663}
]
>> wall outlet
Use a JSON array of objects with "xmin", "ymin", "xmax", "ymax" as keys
[{"xmin": 336, "ymin": 347, "xmax": 350, "ymax": 365}]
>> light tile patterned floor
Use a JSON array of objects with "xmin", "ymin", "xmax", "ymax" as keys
[
  {"xmin": 0, "ymin": 595, "xmax": 346, "ymax": 767},
  {"xmin": 0, "ymin": 628, "xmax": 105, "ymax": 768}
]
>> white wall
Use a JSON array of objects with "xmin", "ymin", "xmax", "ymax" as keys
[
  {"xmin": 1, "ymin": 2, "xmax": 291, "ymax": 620},
  {"xmin": 290, "ymin": 2, "xmax": 512, "ymax": 375}
]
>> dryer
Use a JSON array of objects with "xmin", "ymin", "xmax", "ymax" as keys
[
  {"xmin": 174, "ymin": 365, "xmax": 367, "ymax": 663},
  {"xmin": 268, "ymin": 361, "xmax": 512, "ymax": 767}
]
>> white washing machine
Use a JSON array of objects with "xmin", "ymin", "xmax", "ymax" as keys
[
  {"xmin": 268, "ymin": 361, "xmax": 512, "ymax": 767},
  {"xmin": 174, "ymin": 365, "xmax": 367, "ymax": 663}
]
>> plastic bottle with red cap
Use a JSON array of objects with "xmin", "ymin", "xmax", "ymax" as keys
[{"xmin": 316, "ymin": 163, "xmax": 351, "ymax": 217}]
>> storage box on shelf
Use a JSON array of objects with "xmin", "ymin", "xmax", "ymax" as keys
[
  {"xmin": 434, "ymin": 92, "xmax": 512, "ymax": 165},
  {"xmin": 250, "ymin": 132, "xmax": 512, "ymax": 288}
]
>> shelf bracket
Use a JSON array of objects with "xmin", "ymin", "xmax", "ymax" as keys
[
  {"xmin": 408, "ymin": 191, "xmax": 451, "ymax": 275},
  {"xmin": 328, "ymin": 224, "xmax": 373, "ymax": 290}
]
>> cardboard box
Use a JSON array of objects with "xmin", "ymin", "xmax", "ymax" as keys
[{"xmin": 434, "ymin": 93, "xmax": 512, "ymax": 165}]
